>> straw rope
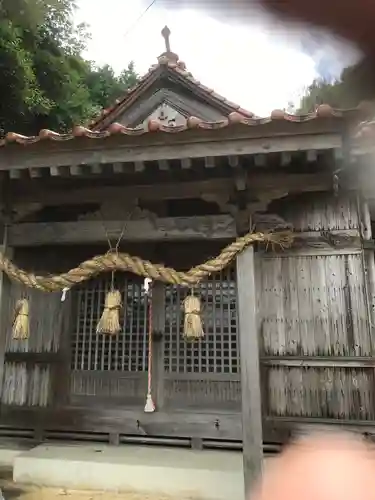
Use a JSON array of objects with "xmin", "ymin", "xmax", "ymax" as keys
[{"xmin": 0, "ymin": 230, "xmax": 293, "ymax": 292}]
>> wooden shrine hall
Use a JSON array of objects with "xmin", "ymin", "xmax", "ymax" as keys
[{"xmin": 0, "ymin": 26, "xmax": 375, "ymax": 496}]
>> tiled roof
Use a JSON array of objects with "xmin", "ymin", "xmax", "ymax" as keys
[
  {"xmin": 2, "ymin": 24, "xmax": 372, "ymax": 150},
  {"xmin": 89, "ymin": 57, "xmax": 255, "ymax": 131},
  {"xmin": 1, "ymin": 104, "xmax": 368, "ymax": 148}
]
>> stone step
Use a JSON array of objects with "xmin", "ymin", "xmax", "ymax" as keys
[
  {"xmin": 13, "ymin": 443, "xmax": 244, "ymax": 500},
  {"xmin": 0, "ymin": 440, "xmax": 35, "ymax": 468}
]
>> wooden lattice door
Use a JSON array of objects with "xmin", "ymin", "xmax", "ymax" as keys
[
  {"xmin": 70, "ymin": 272, "xmax": 149, "ymax": 406},
  {"xmin": 163, "ymin": 265, "xmax": 241, "ymax": 411}
]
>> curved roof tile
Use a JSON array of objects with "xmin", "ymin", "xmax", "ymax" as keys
[{"xmin": 1, "ymin": 104, "xmax": 369, "ymax": 148}]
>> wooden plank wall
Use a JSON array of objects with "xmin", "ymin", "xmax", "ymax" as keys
[
  {"xmin": 257, "ymin": 193, "xmax": 374, "ymax": 429},
  {"xmin": 0, "ymin": 248, "xmax": 75, "ymax": 410},
  {"xmin": 1, "ymin": 284, "xmax": 65, "ymax": 407}
]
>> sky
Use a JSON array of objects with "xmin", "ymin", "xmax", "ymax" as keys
[{"xmin": 75, "ymin": 0, "xmax": 360, "ymax": 116}]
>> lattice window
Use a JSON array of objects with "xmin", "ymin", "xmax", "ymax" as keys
[
  {"xmin": 164, "ymin": 266, "xmax": 239, "ymax": 374},
  {"xmin": 71, "ymin": 273, "xmax": 148, "ymax": 372}
]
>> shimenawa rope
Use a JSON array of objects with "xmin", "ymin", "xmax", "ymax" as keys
[{"xmin": 0, "ymin": 231, "xmax": 293, "ymax": 292}]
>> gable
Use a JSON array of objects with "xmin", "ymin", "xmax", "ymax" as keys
[
  {"xmin": 116, "ymin": 83, "xmax": 230, "ymax": 128},
  {"xmin": 91, "ymin": 54, "xmax": 253, "ymax": 131}
]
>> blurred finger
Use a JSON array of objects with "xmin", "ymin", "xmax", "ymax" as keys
[
  {"xmin": 259, "ymin": 0, "xmax": 375, "ymax": 55},
  {"xmin": 251, "ymin": 433, "xmax": 375, "ymax": 500}
]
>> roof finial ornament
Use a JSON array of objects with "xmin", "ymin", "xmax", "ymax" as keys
[
  {"xmin": 161, "ymin": 26, "xmax": 171, "ymax": 53},
  {"xmin": 158, "ymin": 26, "xmax": 179, "ymax": 65}
]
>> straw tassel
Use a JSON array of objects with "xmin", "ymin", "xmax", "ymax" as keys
[
  {"xmin": 96, "ymin": 289, "xmax": 122, "ymax": 335},
  {"xmin": 12, "ymin": 298, "xmax": 30, "ymax": 340},
  {"xmin": 183, "ymin": 291, "xmax": 204, "ymax": 341}
]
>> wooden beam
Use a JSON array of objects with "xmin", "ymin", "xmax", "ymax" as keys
[
  {"xmin": 204, "ymin": 157, "xmax": 216, "ymax": 168},
  {"xmin": 49, "ymin": 166, "xmax": 64, "ymax": 177},
  {"xmin": 334, "ymin": 148, "xmax": 344, "ymax": 161},
  {"xmin": 228, "ymin": 155, "xmax": 239, "ymax": 168},
  {"xmin": 254, "ymin": 154, "xmax": 266, "ymax": 167},
  {"xmin": 360, "ymin": 198, "xmax": 372, "ymax": 240},
  {"xmin": 158, "ymin": 160, "xmax": 169, "ymax": 171},
  {"xmin": 306, "ymin": 150, "xmax": 317, "ymax": 162},
  {"xmin": 236, "ymin": 246, "xmax": 263, "ymax": 494},
  {"xmin": 29, "ymin": 167, "xmax": 42, "ymax": 178},
  {"xmin": 9, "ymin": 214, "xmax": 236, "ymax": 246},
  {"xmin": 53, "ymin": 293, "xmax": 74, "ymax": 406},
  {"xmin": 90, "ymin": 163, "xmax": 103, "ymax": 175},
  {"xmin": 11, "ymin": 173, "xmax": 334, "ymax": 207},
  {"xmin": 261, "ymin": 355, "xmax": 375, "ymax": 368},
  {"xmin": 4, "ymin": 351, "xmax": 61, "ymax": 364},
  {"xmin": 287, "ymin": 230, "xmax": 361, "ymax": 252},
  {"xmin": 112, "ymin": 162, "xmax": 125, "ymax": 174},
  {"xmin": 234, "ymin": 170, "xmax": 247, "ymax": 191},
  {"xmin": 365, "ymin": 249, "xmax": 375, "ymax": 332},
  {"xmin": 69, "ymin": 165, "xmax": 81, "ymax": 176},
  {"xmin": 0, "ymin": 132, "xmax": 342, "ymax": 171},
  {"xmin": 9, "ymin": 169, "xmax": 22, "ymax": 180},
  {"xmin": 13, "ymin": 178, "xmax": 231, "ymax": 206},
  {"xmin": 0, "ymin": 405, "xmax": 242, "ymax": 441},
  {"xmin": 134, "ymin": 161, "xmax": 145, "ymax": 172},
  {"xmin": 281, "ymin": 152, "xmax": 292, "ymax": 166},
  {"xmin": 361, "ymin": 199, "xmax": 375, "ymax": 335},
  {"xmin": 181, "ymin": 158, "xmax": 192, "ymax": 169}
]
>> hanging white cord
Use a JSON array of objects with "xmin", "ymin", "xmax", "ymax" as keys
[{"xmin": 144, "ymin": 278, "xmax": 155, "ymax": 412}]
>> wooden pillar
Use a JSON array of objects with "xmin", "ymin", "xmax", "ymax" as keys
[
  {"xmin": 151, "ymin": 282, "xmax": 165, "ymax": 410},
  {"xmin": 361, "ymin": 199, "xmax": 375, "ymax": 336},
  {"xmin": 53, "ymin": 293, "xmax": 74, "ymax": 407},
  {"xmin": 236, "ymin": 246, "xmax": 263, "ymax": 495}
]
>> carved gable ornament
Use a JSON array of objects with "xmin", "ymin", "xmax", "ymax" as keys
[{"xmin": 142, "ymin": 102, "xmax": 186, "ymax": 127}]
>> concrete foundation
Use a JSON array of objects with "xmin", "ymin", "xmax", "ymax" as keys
[
  {"xmin": 13, "ymin": 443, "xmax": 244, "ymax": 500},
  {"xmin": 0, "ymin": 440, "xmax": 33, "ymax": 468}
]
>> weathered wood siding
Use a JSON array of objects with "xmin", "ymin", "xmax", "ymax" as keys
[
  {"xmin": 257, "ymin": 194, "xmax": 373, "ymax": 425},
  {"xmin": 1, "ymin": 284, "xmax": 64, "ymax": 406}
]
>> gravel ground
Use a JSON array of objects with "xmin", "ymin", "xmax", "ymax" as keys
[{"xmin": 0, "ymin": 469, "xmax": 199, "ymax": 500}]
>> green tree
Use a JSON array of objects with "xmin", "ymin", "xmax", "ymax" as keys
[
  {"xmin": 85, "ymin": 62, "xmax": 139, "ymax": 114},
  {"xmin": 0, "ymin": 0, "xmax": 139, "ymax": 135},
  {"xmin": 299, "ymin": 78, "xmax": 347, "ymax": 113},
  {"xmin": 298, "ymin": 57, "xmax": 375, "ymax": 113}
]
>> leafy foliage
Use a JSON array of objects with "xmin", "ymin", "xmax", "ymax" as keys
[
  {"xmin": 0, "ymin": 0, "xmax": 139, "ymax": 135},
  {"xmin": 298, "ymin": 57, "xmax": 375, "ymax": 113},
  {"xmin": 85, "ymin": 62, "xmax": 139, "ymax": 117},
  {"xmin": 299, "ymin": 78, "xmax": 348, "ymax": 113}
]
